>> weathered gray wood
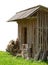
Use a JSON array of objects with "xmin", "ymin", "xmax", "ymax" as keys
[
  {"xmin": 39, "ymin": 11, "xmax": 42, "ymax": 50},
  {"xmin": 36, "ymin": 12, "xmax": 39, "ymax": 53},
  {"xmin": 18, "ymin": 10, "xmax": 48, "ymax": 59},
  {"xmin": 42, "ymin": 51, "xmax": 48, "ymax": 61},
  {"xmin": 45, "ymin": 13, "xmax": 47, "ymax": 51}
]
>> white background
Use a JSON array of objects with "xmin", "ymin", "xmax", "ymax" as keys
[{"xmin": 0, "ymin": 0, "xmax": 48, "ymax": 51}]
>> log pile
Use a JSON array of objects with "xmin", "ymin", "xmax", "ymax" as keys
[{"xmin": 6, "ymin": 39, "xmax": 21, "ymax": 56}]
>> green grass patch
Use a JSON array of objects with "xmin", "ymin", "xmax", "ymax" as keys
[{"xmin": 0, "ymin": 51, "xmax": 48, "ymax": 65}]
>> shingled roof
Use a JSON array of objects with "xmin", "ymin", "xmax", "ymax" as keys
[{"xmin": 8, "ymin": 5, "xmax": 48, "ymax": 22}]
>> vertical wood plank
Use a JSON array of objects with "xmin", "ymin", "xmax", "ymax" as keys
[
  {"xmin": 45, "ymin": 13, "xmax": 47, "ymax": 50},
  {"xmin": 37, "ymin": 12, "xmax": 39, "ymax": 52}
]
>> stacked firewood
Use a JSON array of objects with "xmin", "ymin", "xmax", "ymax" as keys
[{"xmin": 6, "ymin": 39, "xmax": 21, "ymax": 56}]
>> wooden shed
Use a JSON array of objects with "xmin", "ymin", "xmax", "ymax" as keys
[{"xmin": 8, "ymin": 5, "xmax": 48, "ymax": 58}]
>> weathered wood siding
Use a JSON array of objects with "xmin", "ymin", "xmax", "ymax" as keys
[
  {"xmin": 18, "ymin": 20, "xmax": 33, "ymax": 49},
  {"xmin": 37, "ymin": 10, "xmax": 48, "ymax": 52},
  {"xmin": 18, "ymin": 19, "xmax": 37, "ymax": 57},
  {"xmin": 18, "ymin": 10, "xmax": 48, "ymax": 58}
]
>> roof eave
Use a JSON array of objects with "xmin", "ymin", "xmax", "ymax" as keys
[{"xmin": 7, "ymin": 5, "xmax": 48, "ymax": 22}]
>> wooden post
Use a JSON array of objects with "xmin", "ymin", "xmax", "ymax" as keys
[
  {"xmin": 44, "ymin": 14, "xmax": 46, "ymax": 51},
  {"xmin": 39, "ymin": 12, "xmax": 42, "ymax": 51},
  {"xmin": 37, "ymin": 12, "xmax": 39, "ymax": 52},
  {"xmin": 45, "ymin": 13, "xmax": 47, "ymax": 50},
  {"xmin": 46, "ymin": 13, "xmax": 48, "ymax": 50},
  {"xmin": 33, "ymin": 21, "xmax": 35, "ymax": 56},
  {"xmin": 42, "ymin": 12, "xmax": 43, "ymax": 51}
]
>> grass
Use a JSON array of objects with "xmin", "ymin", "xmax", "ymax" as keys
[{"xmin": 0, "ymin": 51, "xmax": 48, "ymax": 65}]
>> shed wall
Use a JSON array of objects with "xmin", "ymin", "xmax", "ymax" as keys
[
  {"xmin": 18, "ymin": 10, "xmax": 48, "ymax": 58},
  {"xmin": 18, "ymin": 19, "xmax": 37, "ymax": 57},
  {"xmin": 37, "ymin": 11, "xmax": 48, "ymax": 52},
  {"xmin": 18, "ymin": 20, "xmax": 33, "ymax": 49}
]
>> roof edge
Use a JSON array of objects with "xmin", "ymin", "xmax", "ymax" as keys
[{"xmin": 16, "ymin": 5, "xmax": 48, "ymax": 14}]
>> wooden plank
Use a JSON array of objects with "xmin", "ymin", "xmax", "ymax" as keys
[
  {"xmin": 39, "ymin": 12, "xmax": 41, "ymax": 50},
  {"xmin": 33, "ymin": 22, "xmax": 35, "ymax": 55},
  {"xmin": 40, "ymin": 12, "xmax": 42, "ymax": 51},
  {"xmin": 37, "ymin": 12, "xmax": 39, "ymax": 53},
  {"xmin": 42, "ymin": 12, "xmax": 44, "ymax": 51},
  {"xmin": 46, "ymin": 13, "xmax": 48, "ymax": 50},
  {"xmin": 18, "ymin": 23, "xmax": 22, "ymax": 49},
  {"xmin": 43, "ymin": 13, "xmax": 45, "ymax": 51},
  {"xmin": 41, "ymin": 11, "xmax": 44, "ymax": 51},
  {"xmin": 45, "ymin": 13, "xmax": 47, "ymax": 51}
]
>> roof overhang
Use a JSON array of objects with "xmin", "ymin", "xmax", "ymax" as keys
[{"xmin": 7, "ymin": 5, "xmax": 48, "ymax": 22}]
